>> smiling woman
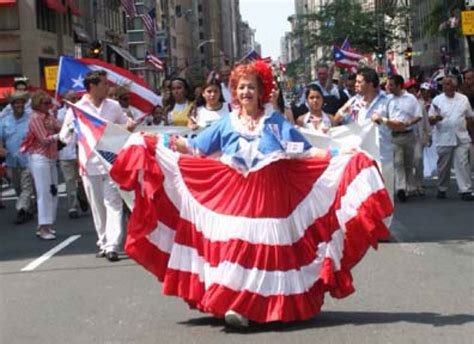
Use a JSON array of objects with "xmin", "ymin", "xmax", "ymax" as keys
[{"xmin": 110, "ymin": 60, "xmax": 393, "ymax": 328}]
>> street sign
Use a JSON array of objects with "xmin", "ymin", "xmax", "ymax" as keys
[
  {"xmin": 461, "ymin": 10, "xmax": 474, "ymax": 35},
  {"xmin": 44, "ymin": 65, "xmax": 58, "ymax": 91}
]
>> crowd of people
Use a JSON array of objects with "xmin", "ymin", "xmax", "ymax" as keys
[
  {"xmin": 0, "ymin": 64, "xmax": 473, "ymax": 247},
  {"xmin": 0, "ymin": 59, "xmax": 473, "ymax": 328}
]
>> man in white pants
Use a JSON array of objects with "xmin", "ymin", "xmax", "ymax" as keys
[
  {"xmin": 386, "ymin": 75, "xmax": 422, "ymax": 202},
  {"xmin": 429, "ymin": 75, "xmax": 474, "ymax": 201},
  {"xmin": 60, "ymin": 70, "xmax": 137, "ymax": 261}
]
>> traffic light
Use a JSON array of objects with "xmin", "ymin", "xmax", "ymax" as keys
[
  {"xmin": 376, "ymin": 50, "xmax": 384, "ymax": 60},
  {"xmin": 404, "ymin": 47, "xmax": 413, "ymax": 61},
  {"xmin": 90, "ymin": 41, "xmax": 102, "ymax": 58}
]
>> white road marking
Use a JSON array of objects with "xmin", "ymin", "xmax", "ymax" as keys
[{"xmin": 21, "ymin": 235, "xmax": 82, "ymax": 272}]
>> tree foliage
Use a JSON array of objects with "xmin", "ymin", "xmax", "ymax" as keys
[{"xmin": 292, "ymin": 0, "xmax": 410, "ymax": 56}]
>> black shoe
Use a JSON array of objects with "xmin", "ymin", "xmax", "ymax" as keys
[
  {"xmin": 68, "ymin": 210, "xmax": 79, "ymax": 219},
  {"xmin": 106, "ymin": 251, "xmax": 120, "ymax": 262},
  {"xmin": 78, "ymin": 196, "xmax": 89, "ymax": 213},
  {"xmin": 460, "ymin": 193, "xmax": 474, "ymax": 201},
  {"xmin": 14, "ymin": 209, "xmax": 28, "ymax": 225},
  {"xmin": 95, "ymin": 249, "xmax": 106, "ymax": 258},
  {"xmin": 396, "ymin": 189, "xmax": 407, "ymax": 202},
  {"xmin": 436, "ymin": 190, "xmax": 447, "ymax": 199}
]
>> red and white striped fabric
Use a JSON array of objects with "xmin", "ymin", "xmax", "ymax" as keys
[
  {"xmin": 110, "ymin": 133, "xmax": 393, "ymax": 323},
  {"xmin": 145, "ymin": 51, "xmax": 164, "ymax": 71},
  {"xmin": 56, "ymin": 56, "xmax": 162, "ymax": 118},
  {"xmin": 82, "ymin": 58, "xmax": 161, "ymax": 116}
]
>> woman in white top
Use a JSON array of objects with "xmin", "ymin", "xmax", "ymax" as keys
[
  {"xmin": 297, "ymin": 84, "xmax": 332, "ymax": 134},
  {"xmin": 188, "ymin": 74, "xmax": 230, "ymax": 130}
]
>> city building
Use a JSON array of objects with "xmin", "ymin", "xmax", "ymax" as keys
[{"xmin": 0, "ymin": 0, "xmax": 132, "ymax": 94}]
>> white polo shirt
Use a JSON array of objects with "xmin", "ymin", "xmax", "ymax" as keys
[
  {"xmin": 387, "ymin": 91, "xmax": 421, "ymax": 130},
  {"xmin": 429, "ymin": 92, "xmax": 473, "ymax": 146}
]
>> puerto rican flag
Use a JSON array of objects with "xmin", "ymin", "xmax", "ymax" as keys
[
  {"xmin": 240, "ymin": 49, "xmax": 272, "ymax": 64},
  {"xmin": 333, "ymin": 45, "xmax": 363, "ymax": 71},
  {"xmin": 68, "ymin": 103, "xmax": 107, "ymax": 172},
  {"xmin": 56, "ymin": 56, "xmax": 162, "ymax": 118},
  {"xmin": 110, "ymin": 133, "xmax": 393, "ymax": 323},
  {"xmin": 67, "ymin": 103, "xmax": 129, "ymax": 173}
]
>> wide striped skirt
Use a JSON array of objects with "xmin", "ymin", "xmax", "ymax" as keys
[{"xmin": 110, "ymin": 133, "xmax": 392, "ymax": 323}]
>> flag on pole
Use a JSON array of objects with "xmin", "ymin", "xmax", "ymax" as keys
[
  {"xmin": 240, "ymin": 50, "xmax": 272, "ymax": 64},
  {"xmin": 142, "ymin": 8, "xmax": 156, "ymax": 37},
  {"xmin": 121, "ymin": 0, "xmax": 137, "ymax": 17},
  {"xmin": 68, "ymin": 103, "xmax": 108, "ymax": 172},
  {"xmin": 145, "ymin": 51, "xmax": 164, "ymax": 71},
  {"xmin": 333, "ymin": 45, "xmax": 363, "ymax": 70},
  {"xmin": 56, "ymin": 56, "xmax": 162, "ymax": 117}
]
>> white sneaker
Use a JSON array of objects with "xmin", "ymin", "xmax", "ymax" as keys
[
  {"xmin": 38, "ymin": 230, "xmax": 56, "ymax": 240},
  {"xmin": 224, "ymin": 310, "xmax": 249, "ymax": 328}
]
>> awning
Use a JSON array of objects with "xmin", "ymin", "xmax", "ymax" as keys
[
  {"xmin": 0, "ymin": 0, "xmax": 16, "ymax": 7},
  {"xmin": 65, "ymin": 0, "xmax": 81, "ymax": 17},
  {"xmin": 108, "ymin": 44, "xmax": 141, "ymax": 65},
  {"xmin": 72, "ymin": 24, "xmax": 89, "ymax": 43},
  {"xmin": 0, "ymin": 76, "xmax": 15, "ymax": 102},
  {"xmin": 42, "ymin": 0, "xmax": 66, "ymax": 13}
]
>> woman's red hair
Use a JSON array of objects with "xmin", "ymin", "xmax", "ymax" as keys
[{"xmin": 229, "ymin": 61, "xmax": 274, "ymax": 107}]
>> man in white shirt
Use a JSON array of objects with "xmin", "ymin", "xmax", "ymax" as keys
[
  {"xmin": 429, "ymin": 75, "xmax": 474, "ymax": 201},
  {"xmin": 386, "ymin": 75, "xmax": 422, "ymax": 202},
  {"xmin": 335, "ymin": 68, "xmax": 407, "ymax": 209},
  {"xmin": 299, "ymin": 64, "xmax": 341, "ymax": 106},
  {"xmin": 60, "ymin": 70, "xmax": 138, "ymax": 261}
]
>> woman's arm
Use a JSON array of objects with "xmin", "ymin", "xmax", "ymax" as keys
[{"xmin": 29, "ymin": 115, "xmax": 58, "ymax": 146}]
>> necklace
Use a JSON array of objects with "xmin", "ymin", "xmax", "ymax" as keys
[{"xmin": 238, "ymin": 108, "xmax": 263, "ymax": 131}]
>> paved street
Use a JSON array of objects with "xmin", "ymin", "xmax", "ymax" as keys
[{"xmin": 1, "ymin": 178, "xmax": 473, "ymax": 344}]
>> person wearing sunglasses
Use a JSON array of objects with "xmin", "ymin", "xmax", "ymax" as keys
[{"xmin": 23, "ymin": 91, "xmax": 62, "ymax": 240}]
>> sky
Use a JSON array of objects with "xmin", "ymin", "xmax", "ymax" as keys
[{"xmin": 239, "ymin": 0, "xmax": 295, "ymax": 60}]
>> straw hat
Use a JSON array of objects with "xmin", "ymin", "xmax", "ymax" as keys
[{"xmin": 7, "ymin": 91, "xmax": 29, "ymax": 104}]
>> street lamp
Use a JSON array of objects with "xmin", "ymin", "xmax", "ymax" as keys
[{"xmin": 196, "ymin": 39, "xmax": 215, "ymax": 51}]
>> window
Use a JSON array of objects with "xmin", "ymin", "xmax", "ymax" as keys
[
  {"xmin": 129, "ymin": 43, "xmax": 145, "ymax": 60},
  {"xmin": 128, "ymin": 31, "xmax": 145, "ymax": 42},
  {"xmin": 198, "ymin": 18, "xmax": 203, "ymax": 26},
  {"xmin": 199, "ymin": 32, "xmax": 204, "ymax": 39},
  {"xmin": 198, "ymin": 4, "xmax": 202, "ymax": 12},
  {"xmin": 172, "ymin": 36, "xmax": 177, "ymax": 49},
  {"xmin": 175, "ymin": 5, "xmax": 182, "ymax": 17},
  {"xmin": 36, "ymin": 0, "xmax": 57, "ymax": 33},
  {"xmin": 0, "ymin": 5, "xmax": 19, "ymax": 30},
  {"xmin": 200, "ymin": 46, "xmax": 204, "ymax": 54},
  {"xmin": 0, "ymin": 52, "xmax": 21, "ymax": 75},
  {"xmin": 128, "ymin": 17, "xmax": 144, "ymax": 30}
]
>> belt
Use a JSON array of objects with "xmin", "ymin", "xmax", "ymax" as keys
[{"xmin": 392, "ymin": 130, "xmax": 413, "ymax": 136}]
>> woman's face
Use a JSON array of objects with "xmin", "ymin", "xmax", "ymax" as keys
[
  {"xmin": 38, "ymin": 96, "xmax": 53, "ymax": 114},
  {"xmin": 307, "ymin": 89, "xmax": 323, "ymax": 113},
  {"xmin": 271, "ymin": 86, "xmax": 281, "ymax": 105},
  {"xmin": 171, "ymin": 80, "xmax": 186, "ymax": 102},
  {"xmin": 236, "ymin": 74, "xmax": 259, "ymax": 109},
  {"xmin": 202, "ymin": 84, "xmax": 221, "ymax": 107}
]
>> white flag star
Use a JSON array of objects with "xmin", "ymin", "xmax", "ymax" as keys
[
  {"xmin": 71, "ymin": 75, "xmax": 84, "ymax": 89},
  {"xmin": 233, "ymin": 137, "xmax": 265, "ymax": 170}
]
